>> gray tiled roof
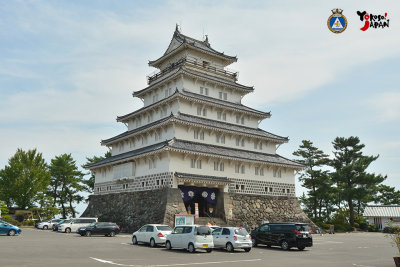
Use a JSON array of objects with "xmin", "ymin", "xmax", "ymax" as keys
[
  {"xmin": 175, "ymin": 172, "xmax": 231, "ymax": 182},
  {"xmin": 87, "ymin": 139, "xmax": 303, "ymax": 169},
  {"xmin": 363, "ymin": 205, "xmax": 400, "ymax": 218},
  {"xmin": 119, "ymin": 89, "xmax": 267, "ymax": 122},
  {"xmin": 176, "ymin": 113, "xmax": 287, "ymax": 142},
  {"xmin": 180, "ymin": 89, "xmax": 269, "ymax": 117},
  {"xmin": 170, "ymin": 139, "xmax": 304, "ymax": 168},
  {"xmin": 149, "ymin": 29, "xmax": 237, "ymax": 66},
  {"xmin": 103, "ymin": 112, "xmax": 287, "ymax": 145},
  {"xmin": 133, "ymin": 66, "xmax": 253, "ymax": 98},
  {"xmin": 85, "ymin": 141, "xmax": 169, "ymax": 168}
]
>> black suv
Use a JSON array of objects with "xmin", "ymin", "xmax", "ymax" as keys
[
  {"xmin": 250, "ymin": 223, "xmax": 312, "ymax": 250},
  {"xmin": 77, "ymin": 222, "xmax": 120, "ymax": 237}
]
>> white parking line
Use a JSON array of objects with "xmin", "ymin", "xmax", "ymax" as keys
[{"xmin": 90, "ymin": 257, "xmax": 262, "ymax": 266}]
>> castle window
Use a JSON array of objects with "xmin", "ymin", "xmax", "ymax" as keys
[
  {"xmin": 122, "ymin": 184, "xmax": 128, "ymax": 189},
  {"xmin": 165, "ymin": 89, "xmax": 168, "ymax": 98},
  {"xmin": 197, "ymin": 107, "xmax": 202, "ymax": 115},
  {"xmin": 223, "ymin": 93, "xmax": 227, "ymax": 100},
  {"xmin": 200, "ymin": 87, "xmax": 204, "ymax": 94},
  {"xmin": 241, "ymin": 117, "xmax": 244, "ymax": 125},
  {"xmin": 235, "ymin": 138, "xmax": 240, "ymax": 146},
  {"xmin": 286, "ymin": 188, "xmax": 290, "ymax": 193},
  {"xmin": 142, "ymin": 182, "xmax": 145, "ymax": 187},
  {"xmin": 241, "ymin": 165, "xmax": 245, "ymax": 174},
  {"xmin": 161, "ymin": 179, "xmax": 164, "ymax": 185},
  {"xmin": 269, "ymin": 187, "xmax": 273, "ymax": 192},
  {"xmin": 260, "ymin": 168, "xmax": 264, "ymax": 176},
  {"xmin": 200, "ymin": 132, "xmax": 204, "ymax": 140},
  {"xmin": 241, "ymin": 139, "xmax": 245, "ymax": 147},
  {"xmin": 254, "ymin": 141, "xmax": 257, "ymax": 149},
  {"xmin": 241, "ymin": 185, "xmax": 245, "ymax": 190},
  {"xmin": 255, "ymin": 167, "xmax": 259, "ymax": 175},
  {"xmin": 235, "ymin": 164, "xmax": 239, "ymax": 173},
  {"xmin": 236, "ymin": 115, "xmax": 240, "ymax": 123},
  {"xmin": 278, "ymin": 169, "xmax": 281, "ymax": 177},
  {"xmin": 221, "ymin": 135, "xmax": 225, "ymax": 144},
  {"xmin": 202, "ymin": 108, "xmax": 207, "ymax": 116},
  {"xmin": 219, "ymin": 162, "xmax": 224, "ymax": 171},
  {"xmin": 169, "ymin": 88, "xmax": 172, "ymax": 95},
  {"xmin": 273, "ymin": 169, "xmax": 277, "ymax": 177},
  {"xmin": 156, "ymin": 180, "xmax": 160, "ymax": 185},
  {"xmin": 259, "ymin": 142, "xmax": 263, "ymax": 150},
  {"xmin": 235, "ymin": 184, "xmax": 239, "ymax": 190},
  {"xmin": 216, "ymin": 135, "xmax": 220, "ymax": 143},
  {"xmin": 203, "ymin": 61, "xmax": 209, "ymax": 68},
  {"xmin": 196, "ymin": 160, "xmax": 202, "ymax": 169},
  {"xmin": 205, "ymin": 88, "xmax": 209, "ymax": 95},
  {"xmin": 214, "ymin": 162, "xmax": 218, "ymax": 171},
  {"xmin": 222, "ymin": 113, "xmax": 226, "ymax": 121},
  {"xmin": 190, "ymin": 159, "xmax": 195, "ymax": 168},
  {"xmin": 219, "ymin": 92, "xmax": 223, "ymax": 99},
  {"xmin": 217, "ymin": 112, "xmax": 221, "ymax": 120},
  {"xmin": 194, "ymin": 130, "xmax": 199, "ymax": 139},
  {"xmin": 282, "ymin": 189, "xmax": 285, "ymax": 193}
]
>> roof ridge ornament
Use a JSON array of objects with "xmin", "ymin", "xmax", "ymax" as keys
[{"xmin": 175, "ymin": 23, "xmax": 180, "ymax": 33}]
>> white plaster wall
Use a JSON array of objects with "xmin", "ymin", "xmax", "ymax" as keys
[
  {"xmin": 168, "ymin": 152, "xmax": 295, "ymax": 185},
  {"xmin": 174, "ymin": 124, "xmax": 277, "ymax": 154},
  {"xmin": 143, "ymin": 77, "xmax": 183, "ymax": 106},
  {"xmin": 135, "ymin": 153, "xmax": 170, "ymax": 177}
]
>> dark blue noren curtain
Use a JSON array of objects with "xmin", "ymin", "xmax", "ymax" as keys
[{"xmin": 178, "ymin": 186, "xmax": 217, "ymax": 205}]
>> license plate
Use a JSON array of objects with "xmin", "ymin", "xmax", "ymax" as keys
[
  {"xmin": 303, "ymin": 234, "xmax": 306, "ymax": 238},
  {"xmin": 203, "ymin": 244, "xmax": 208, "ymax": 248}
]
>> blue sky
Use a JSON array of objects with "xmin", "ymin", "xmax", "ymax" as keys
[{"xmin": 1, "ymin": 1, "xmax": 399, "ymax": 214}]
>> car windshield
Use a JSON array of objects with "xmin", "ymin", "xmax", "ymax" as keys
[
  {"xmin": 88, "ymin": 222, "xmax": 97, "ymax": 227},
  {"xmin": 196, "ymin": 226, "xmax": 211, "ymax": 235},
  {"xmin": 296, "ymin": 224, "xmax": 309, "ymax": 232},
  {"xmin": 61, "ymin": 219, "xmax": 71, "ymax": 224},
  {"xmin": 156, "ymin": 226, "xmax": 172, "ymax": 231},
  {"xmin": 234, "ymin": 228, "xmax": 249, "ymax": 236}
]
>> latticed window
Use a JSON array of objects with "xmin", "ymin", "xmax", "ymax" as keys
[
  {"xmin": 219, "ymin": 162, "xmax": 224, "ymax": 171},
  {"xmin": 221, "ymin": 135, "xmax": 225, "ymax": 144},
  {"xmin": 260, "ymin": 168, "xmax": 264, "ymax": 176},
  {"xmin": 241, "ymin": 165, "xmax": 245, "ymax": 174},
  {"xmin": 214, "ymin": 162, "xmax": 218, "ymax": 171},
  {"xmin": 194, "ymin": 130, "xmax": 199, "ymax": 139},
  {"xmin": 190, "ymin": 159, "xmax": 195, "ymax": 168},
  {"xmin": 255, "ymin": 167, "xmax": 259, "ymax": 175},
  {"xmin": 223, "ymin": 93, "xmax": 227, "ymax": 100},
  {"xmin": 222, "ymin": 113, "xmax": 226, "ymax": 121},
  {"xmin": 197, "ymin": 160, "xmax": 202, "ymax": 169},
  {"xmin": 197, "ymin": 107, "xmax": 202, "ymax": 115},
  {"xmin": 200, "ymin": 132, "xmax": 204, "ymax": 140},
  {"xmin": 236, "ymin": 138, "xmax": 240, "ymax": 146},
  {"xmin": 235, "ymin": 164, "xmax": 239, "ymax": 173},
  {"xmin": 217, "ymin": 112, "xmax": 221, "ymax": 120}
]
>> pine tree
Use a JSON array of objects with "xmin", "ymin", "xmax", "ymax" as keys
[
  {"xmin": 293, "ymin": 140, "xmax": 331, "ymax": 220},
  {"xmin": 330, "ymin": 136, "xmax": 386, "ymax": 227}
]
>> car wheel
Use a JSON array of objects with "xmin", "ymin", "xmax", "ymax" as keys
[
  {"xmin": 206, "ymin": 248, "xmax": 212, "ymax": 253},
  {"xmin": 281, "ymin": 240, "xmax": 289, "ymax": 250},
  {"xmin": 109, "ymin": 231, "xmax": 115, "ymax": 237},
  {"xmin": 226, "ymin": 242, "xmax": 234, "ymax": 252},
  {"xmin": 188, "ymin": 243, "xmax": 195, "ymax": 253},
  {"xmin": 8, "ymin": 229, "xmax": 16, "ymax": 236},
  {"xmin": 132, "ymin": 236, "xmax": 138, "ymax": 245},
  {"xmin": 65, "ymin": 228, "xmax": 71, "ymax": 233},
  {"xmin": 297, "ymin": 246, "xmax": 305, "ymax": 251},
  {"xmin": 166, "ymin": 241, "xmax": 172, "ymax": 250},
  {"xmin": 244, "ymin": 248, "xmax": 251, "ymax": 252},
  {"xmin": 150, "ymin": 238, "xmax": 156, "ymax": 248},
  {"xmin": 80, "ymin": 234, "xmax": 84, "ymax": 236},
  {"xmin": 251, "ymin": 238, "xmax": 257, "ymax": 247},
  {"xmin": 266, "ymin": 244, "xmax": 272, "ymax": 248},
  {"xmin": 43, "ymin": 225, "xmax": 48, "ymax": 230},
  {"xmin": 86, "ymin": 231, "xmax": 91, "ymax": 237}
]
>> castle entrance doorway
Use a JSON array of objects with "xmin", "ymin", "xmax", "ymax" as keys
[{"xmin": 178, "ymin": 186, "xmax": 218, "ymax": 218}]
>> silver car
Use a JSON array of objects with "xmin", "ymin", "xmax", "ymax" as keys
[{"xmin": 212, "ymin": 227, "xmax": 252, "ymax": 252}]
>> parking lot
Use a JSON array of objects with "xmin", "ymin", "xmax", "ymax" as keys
[{"xmin": 0, "ymin": 228, "xmax": 398, "ymax": 267}]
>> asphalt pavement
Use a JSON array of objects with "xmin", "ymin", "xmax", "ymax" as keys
[{"xmin": 0, "ymin": 228, "xmax": 398, "ymax": 267}]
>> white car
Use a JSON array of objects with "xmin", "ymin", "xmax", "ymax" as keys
[
  {"xmin": 132, "ymin": 224, "xmax": 172, "ymax": 247},
  {"xmin": 37, "ymin": 219, "xmax": 63, "ymax": 230},
  {"xmin": 165, "ymin": 225, "xmax": 213, "ymax": 253},
  {"xmin": 58, "ymin": 218, "xmax": 98, "ymax": 233},
  {"xmin": 212, "ymin": 227, "xmax": 252, "ymax": 252}
]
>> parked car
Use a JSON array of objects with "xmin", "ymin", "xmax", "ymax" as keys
[
  {"xmin": 58, "ymin": 217, "xmax": 98, "ymax": 233},
  {"xmin": 132, "ymin": 224, "xmax": 172, "ymax": 247},
  {"xmin": 0, "ymin": 220, "xmax": 22, "ymax": 236},
  {"xmin": 165, "ymin": 225, "xmax": 213, "ymax": 253},
  {"xmin": 212, "ymin": 227, "xmax": 252, "ymax": 252},
  {"xmin": 37, "ymin": 219, "xmax": 63, "ymax": 230},
  {"xmin": 52, "ymin": 219, "xmax": 69, "ymax": 231},
  {"xmin": 77, "ymin": 222, "xmax": 120, "ymax": 237},
  {"xmin": 250, "ymin": 222, "xmax": 313, "ymax": 250}
]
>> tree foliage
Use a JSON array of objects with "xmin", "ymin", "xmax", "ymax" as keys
[
  {"xmin": 374, "ymin": 185, "xmax": 400, "ymax": 205},
  {"xmin": 50, "ymin": 154, "xmax": 86, "ymax": 218},
  {"xmin": 0, "ymin": 149, "xmax": 50, "ymax": 209},
  {"xmin": 293, "ymin": 140, "xmax": 332, "ymax": 219},
  {"xmin": 330, "ymin": 136, "xmax": 386, "ymax": 227}
]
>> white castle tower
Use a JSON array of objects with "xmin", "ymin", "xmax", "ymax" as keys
[{"xmin": 85, "ymin": 26, "xmax": 307, "ymax": 230}]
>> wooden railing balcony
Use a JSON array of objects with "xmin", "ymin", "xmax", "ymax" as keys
[{"xmin": 147, "ymin": 57, "xmax": 238, "ymax": 84}]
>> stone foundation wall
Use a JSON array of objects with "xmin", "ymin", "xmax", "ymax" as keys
[
  {"xmin": 82, "ymin": 189, "xmax": 316, "ymax": 233},
  {"xmin": 223, "ymin": 193, "xmax": 317, "ymax": 231}
]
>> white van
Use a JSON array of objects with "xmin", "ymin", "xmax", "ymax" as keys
[
  {"xmin": 58, "ymin": 218, "xmax": 98, "ymax": 233},
  {"xmin": 165, "ymin": 225, "xmax": 213, "ymax": 253}
]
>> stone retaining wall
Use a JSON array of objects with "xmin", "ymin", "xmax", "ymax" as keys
[{"xmin": 82, "ymin": 189, "xmax": 316, "ymax": 233}]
